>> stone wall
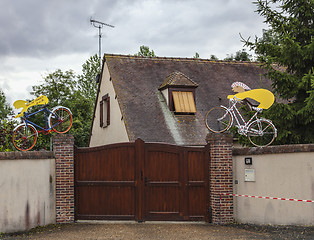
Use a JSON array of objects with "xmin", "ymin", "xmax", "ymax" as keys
[
  {"xmin": 233, "ymin": 143, "xmax": 314, "ymax": 225},
  {"xmin": 0, "ymin": 134, "xmax": 74, "ymax": 233},
  {"xmin": 0, "ymin": 151, "xmax": 55, "ymax": 233}
]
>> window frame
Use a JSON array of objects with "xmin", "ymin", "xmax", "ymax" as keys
[
  {"xmin": 100, "ymin": 94, "xmax": 110, "ymax": 127},
  {"xmin": 168, "ymin": 87, "xmax": 196, "ymax": 114}
]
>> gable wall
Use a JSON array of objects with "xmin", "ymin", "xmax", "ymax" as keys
[
  {"xmin": 89, "ymin": 63, "xmax": 129, "ymax": 147},
  {"xmin": 161, "ymin": 88, "xmax": 169, "ymax": 105}
]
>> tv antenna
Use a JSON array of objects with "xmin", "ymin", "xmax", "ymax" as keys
[{"xmin": 90, "ymin": 18, "xmax": 115, "ymax": 70}]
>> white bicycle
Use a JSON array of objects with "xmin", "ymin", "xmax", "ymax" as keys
[{"xmin": 205, "ymin": 96, "xmax": 277, "ymax": 147}]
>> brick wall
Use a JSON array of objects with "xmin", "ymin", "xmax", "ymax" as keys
[
  {"xmin": 53, "ymin": 134, "xmax": 75, "ymax": 223},
  {"xmin": 206, "ymin": 133, "xmax": 233, "ymax": 224}
]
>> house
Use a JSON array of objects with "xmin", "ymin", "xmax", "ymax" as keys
[{"xmin": 89, "ymin": 54, "xmax": 273, "ymax": 147}]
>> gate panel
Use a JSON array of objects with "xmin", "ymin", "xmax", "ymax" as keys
[
  {"xmin": 75, "ymin": 144, "xmax": 136, "ymax": 220},
  {"xmin": 143, "ymin": 145, "xmax": 183, "ymax": 220},
  {"xmin": 186, "ymin": 150, "xmax": 209, "ymax": 221},
  {"xmin": 75, "ymin": 140, "xmax": 209, "ymax": 222}
]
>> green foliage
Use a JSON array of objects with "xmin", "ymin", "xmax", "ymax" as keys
[
  {"xmin": 0, "ymin": 90, "xmax": 16, "ymax": 152},
  {"xmin": 193, "ymin": 52, "xmax": 200, "ymax": 58},
  {"xmin": 30, "ymin": 55, "xmax": 99, "ymax": 148},
  {"xmin": 234, "ymin": 49, "xmax": 252, "ymax": 61},
  {"xmin": 243, "ymin": 0, "xmax": 314, "ymax": 144},
  {"xmin": 76, "ymin": 54, "xmax": 99, "ymax": 102},
  {"xmin": 0, "ymin": 119, "xmax": 16, "ymax": 152},
  {"xmin": 67, "ymin": 55, "xmax": 99, "ymax": 147},
  {"xmin": 210, "ymin": 55, "xmax": 219, "ymax": 60},
  {"xmin": 224, "ymin": 49, "xmax": 252, "ymax": 61},
  {"xmin": 0, "ymin": 89, "xmax": 13, "ymax": 119},
  {"xmin": 66, "ymin": 90, "xmax": 96, "ymax": 147},
  {"xmin": 32, "ymin": 69, "xmax": 76, "ymax": 106},
  {"xmin": 135, "ymin": 45, "xmax": 156, "ymax": 57}
]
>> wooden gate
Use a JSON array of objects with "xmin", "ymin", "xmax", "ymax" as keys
[{"xmin": 75, "ymin": 139, "xmax": 210, "ymax": 222}]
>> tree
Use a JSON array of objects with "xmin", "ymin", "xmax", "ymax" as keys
[
  {"xmin": 243, "ymin": 0, "xmax": 314, "ymax": 144},
  {"xmin": 0, "ymin": 89, "xmax": 13, "ymax": 119},
  {"xmin": 76, "ymin": 54, "xmax": 99, "ymax": 102},
  {"xmin": 224, "ymin": 49, "xmax": 251, "ymax": 61},
  {"xmin": 135, "ymin": 45, "xmax": 156, "ymax": 57},
  {"xmin": 69, "ymin": 55, "xmax": 99, "ymax": 147},
  {"xmin": 234, "ymin": 49, "xmax": 252, "ymax": 61},
  {"xmin": 0, "ymin": 119, "xmax": 15, "ymax": 152},
  {"xmin": 224, "ymin": 54, "xmax": 234, "ymax": 61},
  {"xmin": 31, "ymin": 69, "xmax": 76, "ymax": 106},
  {"xmin": 30, "ymin": 55, "xmax": 99, "ymax": 148},
  {"xmin": 193, "ymin": 52, "xmax": 200, "ymax": 58},
  {"xmin": 0, "ymin": 90, "xmax": 15, "ymax": 152},
  {"xmin": 210, "ymin": 55, "xmax": 219, "ymax": 60}
]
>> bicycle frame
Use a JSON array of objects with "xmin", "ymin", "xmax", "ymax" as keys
[
  {"xmin": 22, "ymin": 107, "xmax": 57, "ymax": 134},
  {"xmin": 223, "ymin": 99, "xmax": 260, "ymax": 136}
]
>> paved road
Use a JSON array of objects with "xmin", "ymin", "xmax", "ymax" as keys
[{"xmin": 2, "ymin": 222, "xmax": 314, "ymax": 240}]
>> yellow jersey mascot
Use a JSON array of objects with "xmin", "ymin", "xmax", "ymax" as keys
[
  {"xmin": 13, "ymin": 95, "xmax": 49, "ymax": 118},
  {"xmin": 227, "ymin": 82, "xmax": 275, "ymax": 110}
]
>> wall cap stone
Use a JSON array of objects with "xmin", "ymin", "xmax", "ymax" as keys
[
  {"xmin": 233, "ymin": 143, "xmax": 314, "ymax": 156},
  {"xmin": 206, "ymin": 132, "xmax": 233, "ymax": 143},
  {"xmin": 0, "ymin": 151, "xmax": 55, "ymax": 160}
]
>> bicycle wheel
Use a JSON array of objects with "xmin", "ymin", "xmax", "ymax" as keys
[
  {"xmin": 205, "ymin": 106, "xmax": 232, "ymax": 133},
  {"xmin": 13, "ymin": 124, "xmax": 37, "ymax": 151},
  {"xmin": 49, "ymin": 107, "xmax": 73, "ymax": 133},
  {"xmin": 247, "ymin": 119, "xmax": 276, "ymax": 147}
]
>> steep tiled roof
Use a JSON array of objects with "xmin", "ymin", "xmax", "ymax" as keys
[{"xmin": 104, "ymin": 54, "xmax": 272, "ymax": 146}]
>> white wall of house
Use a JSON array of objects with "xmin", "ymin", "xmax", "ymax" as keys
[
  {"xmin": 233, "ymin": 151, "xmax": 314, "ymax": 225},
  {"xmin": 89, "ymin": 62, "xmax": 129, "ymax": 147},
  {"xmin": 0, "ymin": 158, "xmax": 55, "ymax": 233},
  {"xmin": 161, "ymin": 88, "xmax": 169, "ymax": 105}
]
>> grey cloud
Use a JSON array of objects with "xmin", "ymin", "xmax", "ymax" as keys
[
  {"xmin": 102, "ymin": 0, "xmax": 265, "ymax": 58},
  {"xmin": 0, "ymin": 0, "xmax": 266, "ymax": 60},
  {"xmin": 0, "ymin": 0, "xmax": 119, "ymax": 58}
]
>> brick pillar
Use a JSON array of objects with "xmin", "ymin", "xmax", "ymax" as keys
[
  {"xmin": 53, "ymin": 134, "xmax": 75, "ymax": 223},
  {"xmin": 206, "ymin": 132, "xmax": 233, "ymax": 224}
]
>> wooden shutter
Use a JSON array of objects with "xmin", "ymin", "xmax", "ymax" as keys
[
  {"xmin": 172, "ymin": 91, "xmax": 196, "ymax": 113},
  {"xmin": 100, "ymin": 94, "xmax": 110, "ymax": 127},
  {"xmin": 100, "ymin": 99, "xmax": 104, "ymax": 127}
]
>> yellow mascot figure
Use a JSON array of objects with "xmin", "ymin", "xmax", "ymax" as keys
[
  {"xmin": 227, "ymin": 82, "xmax": 274, "ymax": 110},
  {"xmin": 13, "ymin": 95, "xmax": 49, "ymax": 118}
]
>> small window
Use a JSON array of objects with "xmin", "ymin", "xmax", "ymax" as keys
[
  {"xmin": 172, "ymin": 91, "xmax": 196, "ymax": 113},
  {"xmin": 100, "ymin": 94, "xmax": 110, "ymax": 127}
]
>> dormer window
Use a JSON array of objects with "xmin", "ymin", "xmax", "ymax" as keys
[{"xmin": 159, "ymin": 72, "xmax": 198, "ymax": 114}]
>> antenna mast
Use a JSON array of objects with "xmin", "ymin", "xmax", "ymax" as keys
[{"xmin": 90, "ymin": 18, "xmax": 115, "ymax": 70}]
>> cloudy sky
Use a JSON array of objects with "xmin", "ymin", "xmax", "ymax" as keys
[{"xmin": 0, "ymin": 0, "xmax": 268, "ymax": 108}]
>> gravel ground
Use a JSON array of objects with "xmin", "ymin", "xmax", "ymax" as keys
[{"xmin": 1, "ymin": 222, "xmax": 314, "ymax": 240}]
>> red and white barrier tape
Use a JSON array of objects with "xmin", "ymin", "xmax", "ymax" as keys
[{"xmin": 220, "ymin": 193, "xmax": 314, "ymax": 203}]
